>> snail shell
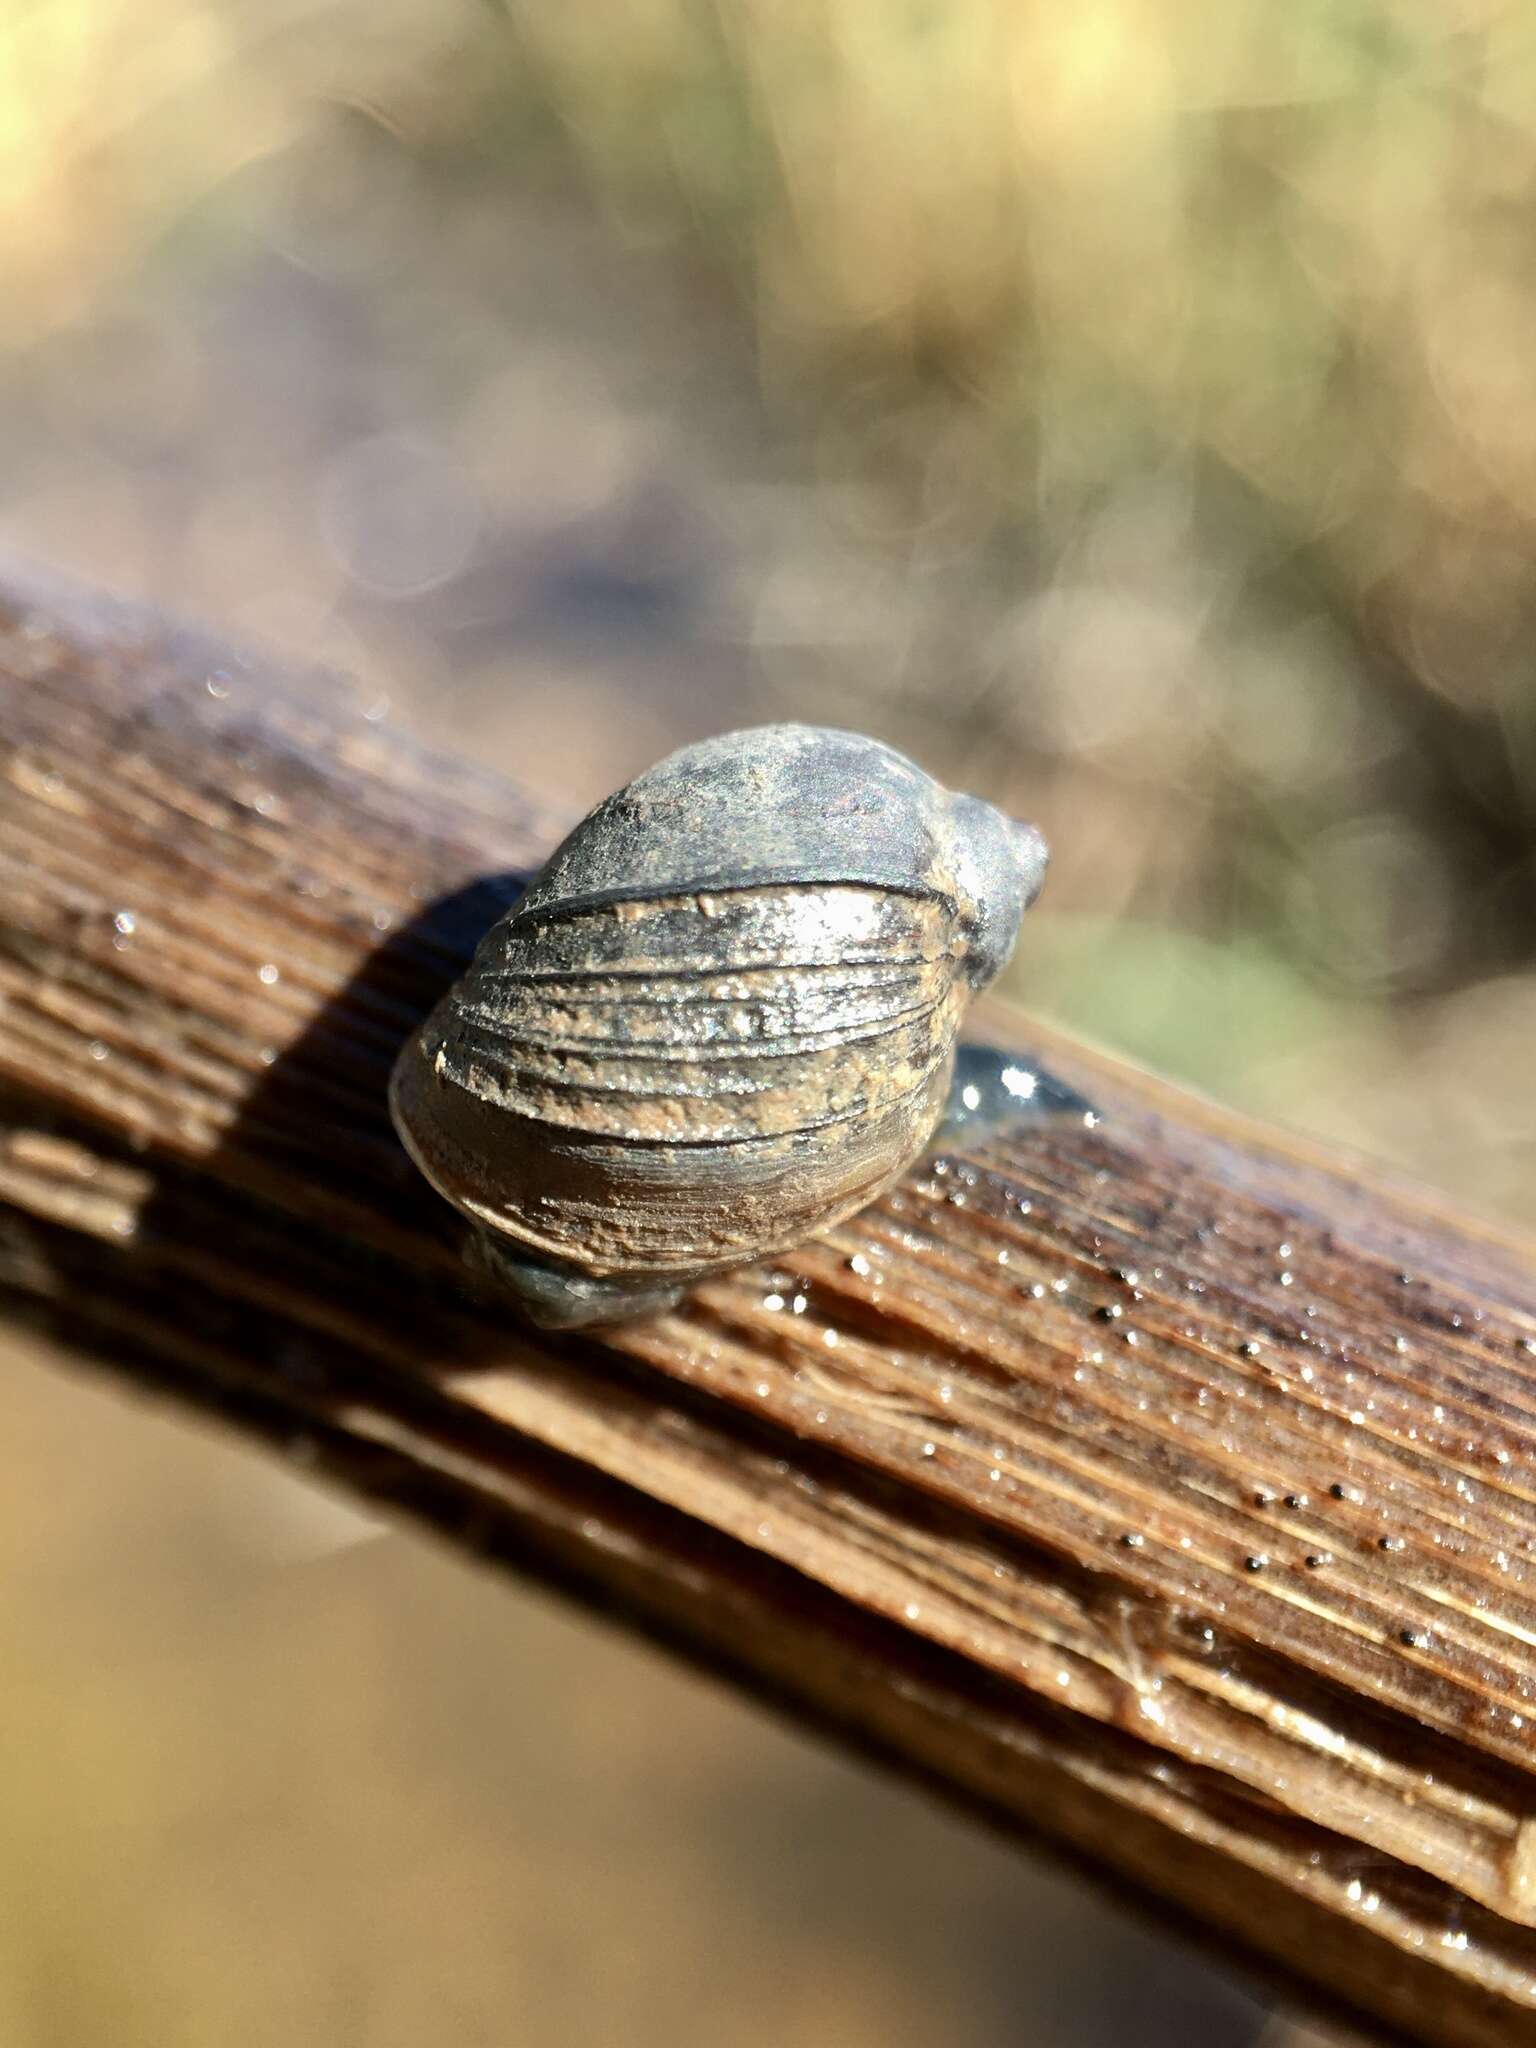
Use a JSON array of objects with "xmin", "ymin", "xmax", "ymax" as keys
[{"xmin": 390, "ymin": 725, "xmax": 1046, "ymax": 1326}]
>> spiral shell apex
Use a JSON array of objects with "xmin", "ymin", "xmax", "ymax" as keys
[{"xmin": 390, "ymin": 724, "xmax": 1047, "ymax": 1326}]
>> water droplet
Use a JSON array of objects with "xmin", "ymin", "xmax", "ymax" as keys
[
  {"xmin": 846, "ymin": 1253, "xmax": 872, "ymax": 1277},
  {"xmin": 1400, "ymin": 1627, "xmax": 1431, "ymax": 1649},
  {"xmin": 1284, "ymin": 1494, "xmax": 1309, "ymax": 1510},
  {"xmin": 920, "ymin": 1441, "xmax": 936, "ymax": 1459},
  {"xmin": 1331, "ymin": 1483, "xmax": 1364, "ymax": 1504},
  {"xmin": 790, "ymin": 1293, "xmax": 808, "ymax": 1315},
  {"xmin": 112, "ymin": 909, "xmax": 137, "ymax": 936},
  {"xmin": 755, "ymin": 1381, "xmax": 771, "ymax": 1399},
  {"xmin": 1238, "ymin": 1340, "xmax": 1262, "ymax": 1358},
  {"xmin": 1278, "ymin": 1270, "xmax": 1295, "ymax": 1287},
  {"xmin": 960, "ymin": 1084, "xmax": 981, "ymax": 1112},
  {"xmin": 258, "ymin": 963, "xmax": 280, "ymax": 986},
  {"xmin": 258, "ymin": 1045, "xmax": 278, "ymax": 1067},
  {"xmin": 1120, "ymin": 1531, "xmax": 1145, "ymax": 1548},
  {"xmin": 1097, "ymin": 1303, "xmax": 1123, "ymax": 1322},
  {"xmin": 205, "ymin": 671, "xmax": 233, "ymax": 699},
  {"xmin": 903, "ymin": 1601, "xmax": 921, "ymax": 1622},
  {"xmin": 88, "ymin": 1040, "xmax": 109, "ymax": 1062},
  {"xmin": 1245, "ymin": 1554, "xmax": 1269, "ymax": 1572},
  {"xmin": 1305, "ymin": 1553, "xmax": 1333, "ymax": 1569},
  {"xmin": 821, "ymin": 1327, "xmax": 839, "ymax": 1348},
  {"xmin": 762, "ymin": 1293, "xmax": 784, "ymax": 1312}
]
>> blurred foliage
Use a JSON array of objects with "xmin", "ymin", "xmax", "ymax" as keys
[{"xmin": 498, "ymin": 0, "xmax": 1536, "ymax": 959}]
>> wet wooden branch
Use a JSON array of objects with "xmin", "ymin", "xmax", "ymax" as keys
[{"xmin": 1, "ymin": 565, "xmax": 1534, "ymax": 2046}]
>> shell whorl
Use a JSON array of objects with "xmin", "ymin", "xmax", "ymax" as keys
[
  {"xmin": 389, "ymin": 725, "xmax": 1046, "ymax": 1290},
  {"xmin": 510, "ymin": 723, "xmax": 1045, "ymax": 984}
]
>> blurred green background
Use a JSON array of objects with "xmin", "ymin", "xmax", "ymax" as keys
[{"xmin": 1, "ymin": 1, "xmax": 1531, "ymax": 2041}]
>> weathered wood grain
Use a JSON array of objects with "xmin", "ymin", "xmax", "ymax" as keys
[{"xmin": 1, "ymin": 565, "xmax": 1534, "ymax": 2046}]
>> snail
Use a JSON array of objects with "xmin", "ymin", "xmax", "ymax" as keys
[{"xmin": 390, "ymin": 724, "xmax": 1047, "ymax": 1328}]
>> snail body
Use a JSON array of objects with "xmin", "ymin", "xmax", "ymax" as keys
[{"xmin": 390, "ymin": 725, "xmax": 1046, "ymax": 1327}]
